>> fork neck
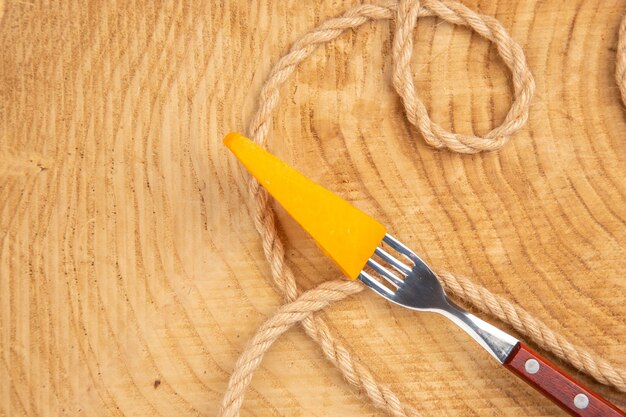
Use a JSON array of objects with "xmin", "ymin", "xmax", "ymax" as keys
[{"xmin": 437, "ymin": 299, "xmax": 519, "ymax": 363}]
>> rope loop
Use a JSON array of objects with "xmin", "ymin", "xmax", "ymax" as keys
[{"xmin": 391, "ymin": 0, "xmax": 535, "ymax": 153}]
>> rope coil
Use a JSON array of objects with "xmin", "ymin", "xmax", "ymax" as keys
[{"xmin": 220, "ymin": 2, "xmax": 626, "ymax": 416}]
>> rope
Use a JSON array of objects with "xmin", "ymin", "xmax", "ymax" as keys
[{"xmin": 220, "ymin": 1, "xmax": 626, "ymax": 416}]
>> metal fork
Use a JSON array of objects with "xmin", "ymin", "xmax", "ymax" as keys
[
  {"xmin": 358, "ymin": 235, "xmax": 626, "ymax": 415},
  {"xmin": 358, "ymin": 233, "xmax": 518, "ymax": 363}
]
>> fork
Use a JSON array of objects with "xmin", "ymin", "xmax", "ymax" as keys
[{"xmin": 360, "ymin": 234, "xmax": 625, "ymax": 417}]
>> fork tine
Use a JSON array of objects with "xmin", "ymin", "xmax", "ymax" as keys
[
  {"xmin": 366, "ymin": 258, "xmax": 404, "ymax": 288},
  {"xmin": 383, "ymin": 234, "xmax": 417, "ymax": 264},
  {"xmin": 374, "ymin": 247, "xmax": 411, "ymax": 275},
  {"xmin": 358, "ymin": 271, "xmax": 394, "ymax": 297}
]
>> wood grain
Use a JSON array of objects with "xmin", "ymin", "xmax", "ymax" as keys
[{"xmin": 0, "ymin": 1, "xmax": 624, "ymax": 416}]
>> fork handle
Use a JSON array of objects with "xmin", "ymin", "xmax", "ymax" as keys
[{"xmin": 504, "ymin": 343, "xmax": 625, "ymax": 416}]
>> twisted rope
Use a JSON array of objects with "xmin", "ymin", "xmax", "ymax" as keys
[{"xmin": 220, "ymin": 1, "xmax": 626, "ymax": 416}]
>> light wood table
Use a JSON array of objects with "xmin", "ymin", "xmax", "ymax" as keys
[{"xmin": 1, "ymin": 1, "xmax": 624, "ymax": 416}]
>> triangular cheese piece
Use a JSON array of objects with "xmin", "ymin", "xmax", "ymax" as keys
[{"xmin": 224, "ymin": 132, "xmax": 386, "ymax": 279}]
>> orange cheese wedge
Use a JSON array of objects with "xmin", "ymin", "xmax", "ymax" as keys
[{"xmin": 224, "ymin": 132, "xmax": 386, "ymax": 279}]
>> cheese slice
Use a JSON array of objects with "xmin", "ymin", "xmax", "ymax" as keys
[{"xmin": 224, "ymin": 132, "xmax": 386, "ymax": 279}]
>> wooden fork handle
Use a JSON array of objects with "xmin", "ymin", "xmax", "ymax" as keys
[{"xmin": 504, "ymin": 343, "xmax": 625, "ymax": 416}]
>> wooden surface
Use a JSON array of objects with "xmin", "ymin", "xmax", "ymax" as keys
[{"xmin": 1, "ymin": 1, "xmax": 625, "ymax": 416}]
